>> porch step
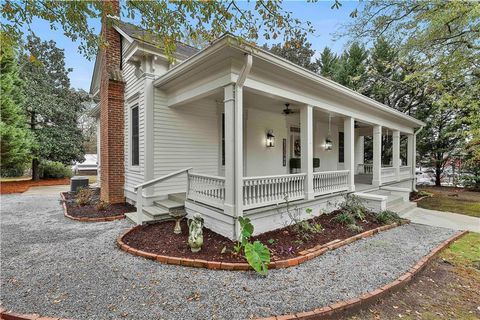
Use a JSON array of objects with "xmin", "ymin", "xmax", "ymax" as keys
[
  {"xmin": 143, "ymin": 206, "xmax": 170, "ymax": 219},
  {"xmin": 168, "ymin": 192, "xmax": 186, "ymax": 203},
  {"xmin": 125, "ymin": 211, "xmax": 163, "ymax": 224},
  {"xmin": 388, "ymin": 201, "xmax": 417, "ymax": 215},
  {"xmin": 154, "ymin": 199, "xmax": 185, "ymax": 211}
]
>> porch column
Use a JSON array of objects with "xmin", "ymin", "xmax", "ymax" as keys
[
  {"xmin": 344, "ymin": 117, "xmax": 355, "ymax": 191},
  {"xmin": 411, "ymin": 133, "xmax": 418, "ymax": 190},
  {"xmin": 392, "ymin": 130, "xmax": 400, "ymax": 181},
  {"xmin": 372, "ymin": 125, "xmax": 382, "ymax": 187},
  {"xmin": 143, "ymin": 58, "xmax": 156, "ymax": 196},
  {"xmin": 234, "ymin": 85, "xmax": 244, "ymax": 230},
  {"xmin": 407, "ymin": 134, "xmax": 414, "ymax": 170},
  {"xmin": 300, "ymin": 105, "xmax": 314, "ymax": 200},
  {"xmin": 223, "ymin": 84, "xmax": 235, "ymax": 216}
]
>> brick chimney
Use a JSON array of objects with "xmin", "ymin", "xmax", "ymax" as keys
[{"xmin": 99, "ymin": 0, "xmax": 125, "ymax": 204}]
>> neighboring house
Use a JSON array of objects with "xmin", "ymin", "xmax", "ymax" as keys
[
  {"xmin": 72, "ymin": 154, "xmax": 98, "ymax": 175},
  {"xmin": 90, "ymin": 2, "xmax": 424, "ymax": 240}
]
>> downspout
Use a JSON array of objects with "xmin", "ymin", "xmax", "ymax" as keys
[
  {"xmin": 232, "ymin": 53, "xmax": 252, "ymax": 239},
  {"xmin": 412, "ymin": 126, "xmax": 423, "ymax": 192}
]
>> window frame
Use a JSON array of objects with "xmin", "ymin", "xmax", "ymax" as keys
[{"xmin": 130, "ymin": 104, "xmax": 140, "ymax": 168}]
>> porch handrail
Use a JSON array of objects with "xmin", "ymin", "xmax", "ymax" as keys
[
  {"xmin": 313, "ymin": 170, "xmax": 349, "ymax": 196},
  {"xmin": 134, "ymin": 167, "xmax": 193, "ymax": 191},
  {"xmin": 243, "ymin": 172, "xmax": 306, "ymax": 181},
  {"xmin": 187, "ymin": 172, "xmax": 225, "ymax": 210}
]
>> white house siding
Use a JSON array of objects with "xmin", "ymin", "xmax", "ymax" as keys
[
  {"xmin": 244, "ymin": 108, "xmax": 289, "ymax": 177},
  {"xmin": 151, "ymin": 94, "xmax": 219, "ymax": 197},
  {"xmin": 122, "ymin": 52, "xmax": 146, "ymax": 196},
  {"xmin": 313, "ymin": 120, "xmax": 341, "ymax": 172}
]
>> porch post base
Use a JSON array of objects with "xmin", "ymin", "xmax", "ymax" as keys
[
  {"xmin": 372, "ymin": 180, "xmax": 381, "ymax": 188},
  {"xmin": 305, "ymin": 192, "xmax": 315, "ymax": 201},
  {"xmin": 223, "ymin": 203, "xmax": 235, "ymax": 216},
  {"xmin": 349, "ymin": 185, "xmax": 356, "ymax": 192}
]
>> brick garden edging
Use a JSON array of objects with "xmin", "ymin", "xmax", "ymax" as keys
[
  {"xmin": 0, "ymin": 307, "xmax": 72, "ymax": 320},
  {"xmin": 60, "ymin": 192, "xmax": 126, "ymax": 223},
  {"xmin": 117, "ymin": 221, "xmax": 409, "ymax": 271},
  {"xmin": 255, "ymin": 230, "xmax": 469, "ymax": 320}
]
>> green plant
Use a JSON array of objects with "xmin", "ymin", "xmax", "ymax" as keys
[
  {"xmin": 338, "ymin": 194, "xmax": 368, "ymax": 221},
  {"xmin": 95, "ymin": 200, "xmax": 109, "ymax": 211},
  {"xmin": 233, "ymin": 217, "xmax": 271, "ymax": 275},
  {"xmin": 267, "ymin": 239, "xmax": 275, "ymax": 245},
  {"xmin": 76, "ymin": 187, "xmax": 93, "ymax": 206},
  {"xmin": 332, "ymin": 211, "xmax": 356, "ymax": 225},
  {"xmin": 39, "ymin": 160, "xmax": 73, "ymax": 179},
  {"xmin": 346, "ymin": 224, "xmax": 363, "ymax": 233},
  {"xmin": 244, "ymin": 241, "xmax": 270, "ymax": 276},
  {"xmin": 374, "ymin": 210, "xmax": 401, "ymax": 225}
]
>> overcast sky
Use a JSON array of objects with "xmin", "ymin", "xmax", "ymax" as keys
[{"xmin": 25, "ymin": 1, "xmax": 359, "ymax": 91}]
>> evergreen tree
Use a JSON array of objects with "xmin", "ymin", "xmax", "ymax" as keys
[
  {"xmin": 316, "ymin": 47, "xmax": 338, "ymax": 79},
  {"xmin": 334, "ymin": 43, "xmax": 368, "ymax": 91},
  {"xmin": 0, "ymin": 34, "xmax": 34, "ymax": 176}
]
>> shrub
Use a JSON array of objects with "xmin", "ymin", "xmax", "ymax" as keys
[
  {"xmin": 338, "ymin": 194, "xmax": 368, "ymax": 221},
  {"xmin": 374, "ymin": 210, "xmax": 401, "ymax": 225},
  {"xmin": 95, "ymin": 200, "xmax": 109, "ymax": 211},
  {"xmin": 332, "ymin": 211, "xmax": 356, "ymax": 225},
  {"xmin": 346, "ymin": 224, "xmax": 363, "ymax": 233},
  {"xmin": 39, "ymin": 161, "xmax": 72, "ymax": 179},
  {"xmin": 76, "ymin": 187, "xmax": 94, "ymax": 206},
  {"xmin": 0, "ymin": 164, "xmax": 26, "ymax": 178}
]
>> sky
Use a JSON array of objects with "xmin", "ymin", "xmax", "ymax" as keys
[{"xmin": 22, "ymin": 1, "xmax": 360, "ymax": 91}]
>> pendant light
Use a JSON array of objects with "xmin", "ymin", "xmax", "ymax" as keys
[{"xmin": 325, "ymin": 114, "xmax": 333, "ymax": 151}]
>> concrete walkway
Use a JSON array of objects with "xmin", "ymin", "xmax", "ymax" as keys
[
  {"xmin": 400, "ymin": 207, "xmax": 480, "ymax": 233},
  {"xmin": 22, "ymin": 185, "xmax": 70, "ymax": 196}
]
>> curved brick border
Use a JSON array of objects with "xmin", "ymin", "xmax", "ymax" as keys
[
  {"xmin": 117, "ymin": 220, "xmax": 409, "ymax": 271},
  {"xmin": 0, "ymin": 308, "xmax": 72, "ymax": 320},
  {"xmin": 60, "ymin": 192, "xmax": 126, "ymax": 222},
  {"xmin": 255, "ymin": 230, "xmax": 469, "ymax": 320}
]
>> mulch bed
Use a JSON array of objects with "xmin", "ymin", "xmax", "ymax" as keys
[
  {"xmin": 122, "ymin": 212, "xmax": 385, "ymax": 263},
  {"xmin": 0, "ymin": 178, "xmax": 70, "ymax": 194},
  {"xmin": 62, "ymin": 189, "xmax": 135, "ymax": 219}
]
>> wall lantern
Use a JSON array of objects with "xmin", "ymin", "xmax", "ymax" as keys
[
  {"xmin": 325, "ymin": 114, "xmax": 333, "ymax": 151},
  {"xmin": 266, "ymin": 130, "xmax": 275, "ymax": 148}
]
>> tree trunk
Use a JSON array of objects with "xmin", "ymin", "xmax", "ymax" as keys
[
  {"xmin": 435, "ymin": 164, "xmax": 442, "ymax": 187},
  {"xmin": 32, "ymin": 158, "xmax": 40, "ymax": 181}
]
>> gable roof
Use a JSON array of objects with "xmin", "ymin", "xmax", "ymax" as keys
[{"xmin": 114, "ymin": 20, "xmax": 199, "ymax": 59}]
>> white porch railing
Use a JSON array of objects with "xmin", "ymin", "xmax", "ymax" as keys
[
  {"xmin": 187, "ymin": 172, "xmax": 225, "ymax": 210},
  {"xmin": 313, "ymin": 170, "xmax": 349, "ymax": 196},
  {"xmin": 399, "ymin": 166, "xmax": 412, "ymax": 179},
  {"xmin": 358, "ymin": 163, "xmax": 373, "ymax": 174},
  {"xmin": 381, "ymin": 167, "xmax": 397, "ymax": 183},
  {"xmin": 243, "ymin": 173, "xmax": 306, "ymax": 209}
]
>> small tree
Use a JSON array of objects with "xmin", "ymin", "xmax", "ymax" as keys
[{"xmin": 317, "ymin": 47, "xmax": 338, "ymax": 79}]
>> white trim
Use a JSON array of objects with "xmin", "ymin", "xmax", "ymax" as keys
[{"xmin": 128, "ymin": 101, "xmax": 140, "ymax": 171}]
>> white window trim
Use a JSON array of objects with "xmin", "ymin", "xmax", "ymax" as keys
[{"xmin": 128, "ymin": 101, "xmax": 140, "ymax": 171}]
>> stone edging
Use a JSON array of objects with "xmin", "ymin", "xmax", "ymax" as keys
[
  {"xmin": 60, "ymin": 192, "xmax": 126, "ymax": 222},
  {"xmin": 255, "ymin": 230, "xmax": 469, "ymax": 320},
  {"xmin": 117, "ymin": 221, "xmax": 408, "ymax": 271}
]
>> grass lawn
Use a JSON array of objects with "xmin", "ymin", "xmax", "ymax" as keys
[
  {"xmin": 347, "ymin": 232, "xmax": 480, "ymax": 320},
  {"xmin": 417, "ymin": 186, "xmax": 480, "ymax": 218}
]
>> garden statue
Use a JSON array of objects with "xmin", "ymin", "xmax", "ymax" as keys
[
  {"xmin": 187, "ymin": 213, "xmax": 204, "ymax": 252},
  {"xmin": 169, "ymin": 209, "xmax": 186, "ymax": 234}
]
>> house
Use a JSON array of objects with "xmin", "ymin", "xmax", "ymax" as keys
[{"xmin": 90, "ymin": 3, "xmax": 424, "ymax": 240}]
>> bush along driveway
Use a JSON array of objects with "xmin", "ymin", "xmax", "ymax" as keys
[{"xmin": 0, "ymin": 192, "xmax": 458, "ymax": 320}]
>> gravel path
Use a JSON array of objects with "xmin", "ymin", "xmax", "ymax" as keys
[{"xmin": 0, "ymin": 192, "xmax": 457, "ymax": 320}]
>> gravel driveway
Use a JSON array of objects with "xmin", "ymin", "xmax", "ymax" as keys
[{"xmin": 0, "ymin": 192, "xmax": 457, "ymax": 320}]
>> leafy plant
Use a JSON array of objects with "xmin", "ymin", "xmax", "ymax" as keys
[
  {"xmin": 95, "ymin": 200, "xmax": 109, "ymax": 211},
  {"xmin": 346, "ymin": 224, "xmax": 363, "ymax": 233},
  {"xmin": 338, "ymin": 194, "xmax": 368, "ymax": 220},
  {"xmin": 281, "ymin": 195, "xmax": 320, "ymax": 240},
  {"xmin": 332, "ymin": 211, "xmax": 356, "ymax": 225},
  {"xmin": 374, "ymin": 210, "xmax": 401, "ymax": 225},
  {"xmin": 267, "ymin": 239, "xmax": 275, "ymax": 245},
  {"xmin": 244, "ymin": 241, "xmax": 270, "ymax": 276},
  {"xmin": 234, "ymin": 217, "xmax": 271, "ymax": 275},
  {"xmin": 76, "ymin": 187, "xmax": 93, "ymax": 206},
  {"xmin": 234, "ymin": 216, "xmax": 254, "ymax": 253}
]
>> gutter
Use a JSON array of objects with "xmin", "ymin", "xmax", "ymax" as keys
[{"xmin": 412, "ymin": 126, "xmax": 424, "ymax": 192}]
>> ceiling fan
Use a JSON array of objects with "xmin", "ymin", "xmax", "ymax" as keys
[{"xmin": 282, "ymin": 103, "xmax": 298, "ymax": 115}]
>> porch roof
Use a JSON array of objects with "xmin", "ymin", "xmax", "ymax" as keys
[{"xmin": 153, "ymin": 34, "xmax": 425, "ymax": 129}]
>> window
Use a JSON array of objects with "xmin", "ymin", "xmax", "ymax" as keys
[
  {"xmin": 221, "ymin": 113, "xmax": 225, "ymax": 166},
  {"xmin": 131, "ymin": 105, "xmax": 139, "ymax": 166},
  {"xmin": 338, "ymin": 132, "xmax": 344, "ymax": 163}
]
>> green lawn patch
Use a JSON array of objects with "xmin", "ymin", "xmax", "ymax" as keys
[
  {"xmin": 440, "ymin": 232, "xmax": 480, "ymax": 269},
  {"xmin": 417, "ymin": 187, "xmax": 480, "ymax": 218}
]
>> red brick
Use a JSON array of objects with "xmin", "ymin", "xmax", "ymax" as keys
[
  {"xmin": 286, "ymin": 258, "xmax": 299, "ymax": 267},
  {"xmin": 206, "ymin": 261, "xmax": 221, "ymax": 269},
  {"xmin": 192, "ymin": 259, "xmax": 208, "ymax": 268},
  {"xmin": 155, "ymin": 255, "xmax": 168, "ymax": 263},
  {"xmin": 167, "ymin": 257, "xmax": 182, "ymax": 265},
  {"xmin": 220, "ymin": 262, "xmax": 236, "ymax": 270},
  {"xmin": 276, "ymin": 315, "xmax": 297, "ymax": 320},
  {"xmin": 181, "ymin": 258, "xmax": 195, "ymax": 267},
  {"xmin": 313, "ymin": 306, "xmax": 333, "ymax": 315},
  {"xmin": 330, "ymin": 300, "xmax": 350, "ymax": 311},
  {"xmin": 295, "ymin": 310, "xmax": 317, "ymax": 318}
]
